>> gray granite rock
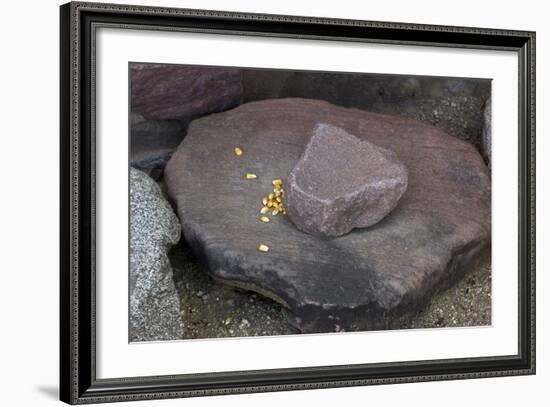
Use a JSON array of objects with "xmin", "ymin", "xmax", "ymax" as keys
[
  {"xmin": 165, "ymin": 98, "xmax": 491, "ymax": 333},
  {"xmin": 286, "ymin": 123, "xmax": 408, "ymax": 236},
  {"xmin": 130, "ymin": 168, "xmax": 183, "ymax": 341}
]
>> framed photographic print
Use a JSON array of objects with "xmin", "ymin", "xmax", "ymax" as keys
[{"xmin": 60, "ymin": 1, "xmax": 536, "ymax": 404}]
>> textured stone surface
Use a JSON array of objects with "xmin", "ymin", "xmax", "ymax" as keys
[
  {"xmin": 130, "ymin": 168, "xmax": 183, "ymax": 341},
  {"xmin": 165, "ymin": 98, "xmax": 491, "ymax": 333},
  {"xmin": 130, "ymin": 63, "xmax": 242, "ymax": 121},
  {"xmin": 130, "ymin": 113, "xmax": 186, "ymax": 180},
  {"xmin": 286, "ymin": 123, "xmax": 407, "ymax": 236},
  {"xmin": 169, "ymin": 238, "xmax": 490, "ymax": 339}
]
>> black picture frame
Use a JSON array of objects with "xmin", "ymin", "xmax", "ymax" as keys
[{"xmin": 60, "ymin": 1, "xmax": 536, "ymax": 404}]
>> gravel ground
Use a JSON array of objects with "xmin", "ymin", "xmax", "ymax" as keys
[
  {"xmin": 170, "ymin": 240, "xmax": 491, "ymax": 339},
  {"xmin": 404, "ymin": 95, "xmax": 487, "ymax": 154}
]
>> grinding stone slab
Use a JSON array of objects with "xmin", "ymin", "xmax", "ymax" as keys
[{"xmin": 165, "ymin": 98, "xmax": 491, "ymax": 332}]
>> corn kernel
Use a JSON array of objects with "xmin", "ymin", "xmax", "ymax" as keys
[
  {"xmin": 258, "ymin": 244, "xmax": 269, "ymax": 252},
  {"xmin": 234, "ymin": 147, "xmax": 243, "ymax": 156},
  {"xmin": 262, "ymin": 197, "xmax": 268, "ymax": 206},
  {"xmin": 268, "ymin": 193, "xmax": 275, "ymax": 200},
  {"xmin": 272, "ymin": 179, "xmax": 283, "ymax": 186},
  {"xmin": 267, "ymin": 201, "xmax": 273, "ymax": 208},
  {"xmin": 260, "ymin": 206, "xmax": 269, "ymax": 214},
  {"xmin": 260, "ymin": 216, "xmax": 270, "ymax": 223},
  {"xmin": 276, "ymin": 197, "xmax": 282, "ymax": 203},
  {"xmin": 272, "ymin": 209, "xmax": 279, "ymax": 216},
  {"xmin": 246, "ymin": 173, "xmax": 257, "ymax": 180}
]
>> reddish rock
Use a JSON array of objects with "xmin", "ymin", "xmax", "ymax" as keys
[
  {"xmin": 165, "ymin": 98, "xmax": 491, "ymax": 333},
  {"xmin": 130, "ymin": 63, "xmax": 242, "ymax": 121},
  {"xmin": 286, "ymin": 123, "xmax": 408, "ymax": 236}
]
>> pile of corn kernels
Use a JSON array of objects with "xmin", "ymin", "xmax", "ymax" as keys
[{"xmin": 234, "ymin": 146, "xmax": 287, "ymax": 253}]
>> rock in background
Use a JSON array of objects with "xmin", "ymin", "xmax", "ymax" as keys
[
  {"xmin": 242, "ymin": 70, "xmax": 491, "ymax": 160},
  {"xmin": 130, "ymin": 168, "xmax": 183, "ymax": 341},
  {"xmin": 130, "ymin": 113, "xmax": 186, "ymax": 180},
  {"xmin": 129, "ymin": 64, "xmax": 243, "ymax": 178},
  {"xmin": 130, "ymin": 63, "xmax": 242, "ymax": 121}
]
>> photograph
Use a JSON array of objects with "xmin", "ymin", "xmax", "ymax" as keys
[{"xmin": 129, "ymin": 63, "xmax": 492, "ymax": 342}]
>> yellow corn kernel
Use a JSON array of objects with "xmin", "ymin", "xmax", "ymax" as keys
[
  {"xmin": 258, "ymin": 244, "xmax": 269, "ymax": 252},
  {"xmin": 267, "ymin": 201, "xmax": 273, "ymax": 208},
  {"xmin": 260, "ymin": 216, "xmax": 270, "ymax": 223},
  {"xmin": 272, "ymin": 179, "xmax": 283, "ymax": 187},
  {"xmin": 271, "ymin": 209, "xmax": 279, "ymax": 216},
  {"xmin": 276, "ymin": 196, "xmax": 282, "ymax": 203},
  {"xmin": 262, "ymin": 197, "xmax": 268, "ymax": 206},
  {"xmin": 246, "ymin": 173, "xmax": 257, "ymax": 180},
  {"xmin": 268, "ymin": 193, "xmax": 275, "ymax": 200},
  {"xmin": 260, "ymin": 206, "xmax": 269, "ymax": 214},
  {"xmin": 234, "ymin": 147, "xmax": 243, "ymax": 156}
]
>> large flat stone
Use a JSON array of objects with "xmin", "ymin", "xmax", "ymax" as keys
[
  {"xmin": 165, "ymin": 98, "xmax": 491, "ymax": 333},
  {"xmin": 287, "ymin": 123, "xmax": 408, "ymax": 237}
]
